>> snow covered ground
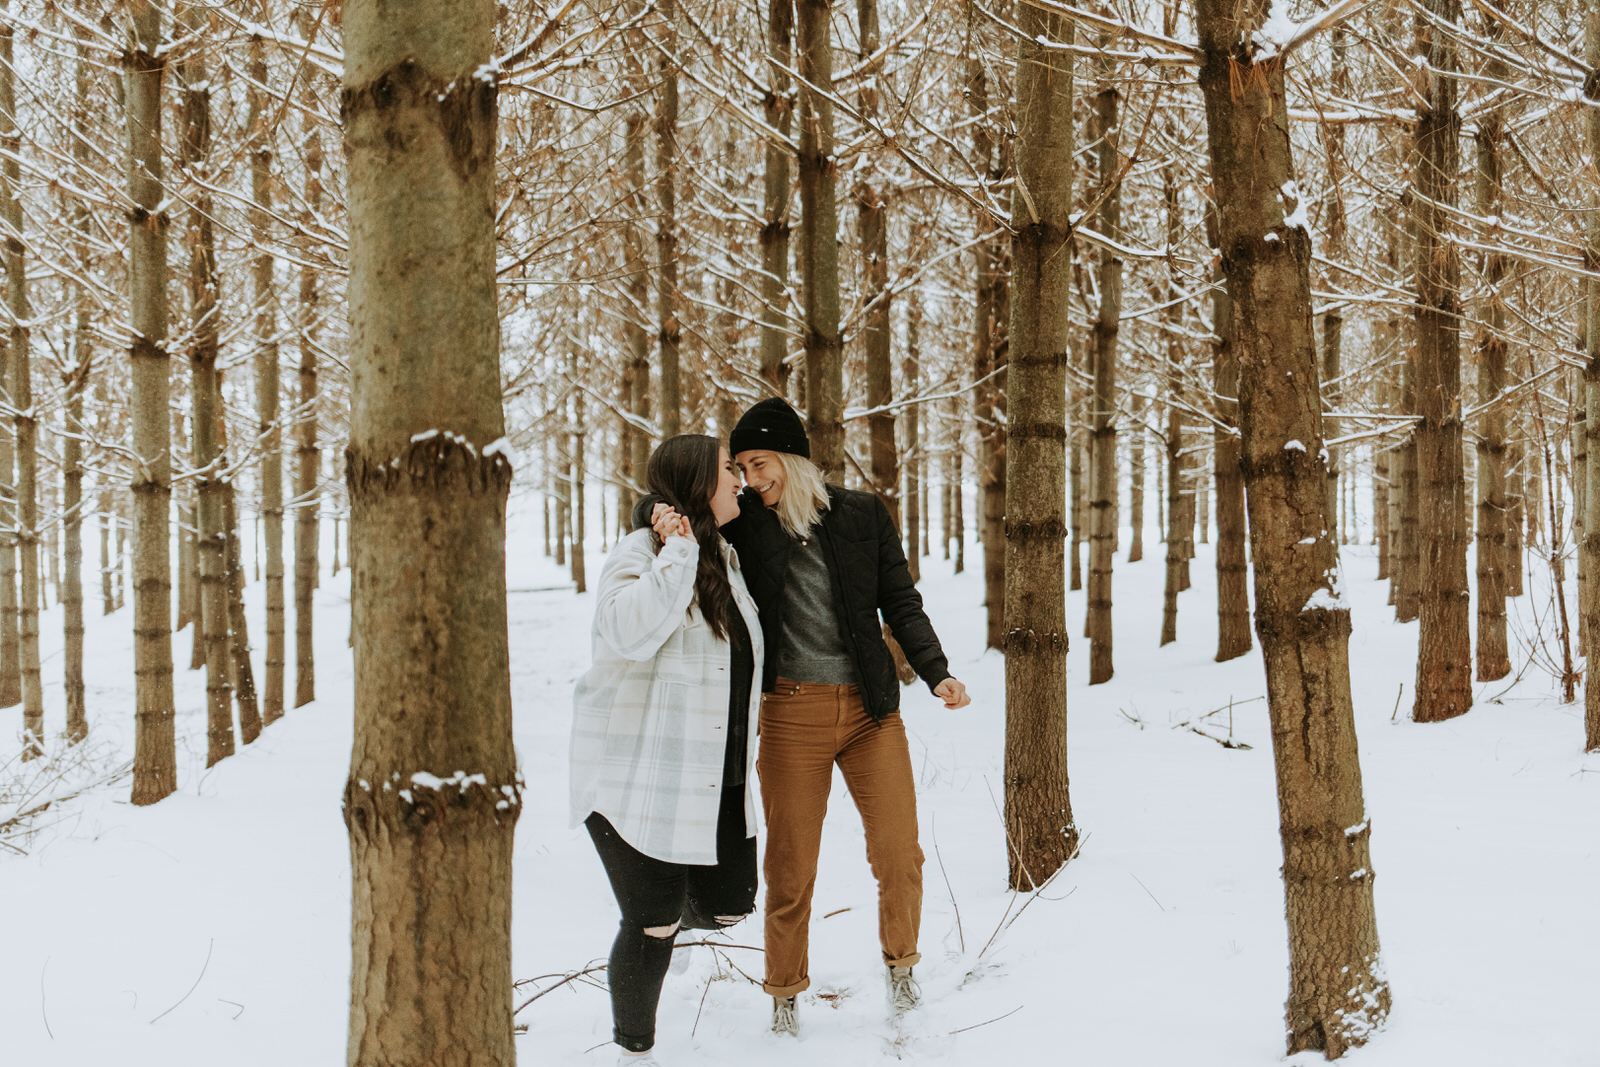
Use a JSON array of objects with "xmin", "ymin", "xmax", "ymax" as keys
[{"xmin": 2, "ymin": 494, "xmax": 1596, "ymax": 1067}]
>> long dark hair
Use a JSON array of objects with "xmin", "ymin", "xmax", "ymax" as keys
[{"xmin": 646, "ymin": 434, "xmax": 736, "ymax": 642}]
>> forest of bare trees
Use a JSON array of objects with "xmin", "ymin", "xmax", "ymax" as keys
[{"xmin": 2, "ymin": 0, "xmax": 1599, "ymax": 1061}]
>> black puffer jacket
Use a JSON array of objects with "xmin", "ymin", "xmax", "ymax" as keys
[{"xmin": 634, "ymin": 485, "xmax": 952, "ymax": 722}]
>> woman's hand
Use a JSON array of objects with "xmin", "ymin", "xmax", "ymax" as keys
[
  {"xmin": 651, "ymin": 502, "xmax": 694, "ymax": 541},
  {"xmin": 933, "ymin": 677, "xmax": 970, "ymax": 709}
]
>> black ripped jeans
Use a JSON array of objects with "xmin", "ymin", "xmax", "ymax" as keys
[{"xmin": 586, "ymin": 785, "xmax": 757, "ymax": 1052}]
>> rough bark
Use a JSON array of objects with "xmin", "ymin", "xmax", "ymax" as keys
[
  {"xmin": 342, "ymin": 1, "xmax": 520, "ymax": 1059},
  {"xmin": 1196, "ymin": 3, "xmax": 1391, "ymax": 1053},
  {"xmin": 180, "ymin": 2, "xmax": 237, "ymax": 764},
  {"xmin": 760, "ymin": 0, "xmax": 793, "ymax": 396},
  {"xmin": 1161, "ymin": 361, "xmax": 1184, "ymax": 646},
  {"xmin": 295, "ymin": 11, "xmax": 324, "ymax": 710},
  {"xmin": 223, "ymin": 477, "xmax": 262, "ymax": 751},
  {"xmin": 1586, "ymin": 0, "xmax": 1600, "ymax": 751},
  {"xmin": 967, "ymin": 50, "xmax": 1007, "ymax": 648},
  {"xmin": 623, "ymin": 0, "xmax": 652, "ymax": 492},
  {"xmin": 249, "ymin": 29, "xmax": 286, "ymax": 728},
  {"xmin": 655, "ymin": 0, "xmax": 682, "ymax": 439},
  {"xmin": 1209, "ymin": 207, "xmax": 1251, "ymax": 662},
  {"xmin": 63, "ymin": 20, "xmax": 93, "ymax": 742},
  {"xmin": 1474, "ymin": 23, "xmax": 1510, "ymax": 683},
  {"xmin": 1, "ymin": 6, "xmax": 40, "ymax": 754},
  {"xmin": 1002, "ymin": 3, "xmax": 1078, "ymax": 892},
  {"xmin": 1412, "ymin": 0, "xmax": 1473, "ymax": 723},
  {"xmin": 1086, "ymin": 45, "xmax": 1120, "ymax": 685},
  {"xmin": 1129, "ymin": 393, "xmax": 1145, "ymax": 562},
  {"xmin": 904, "ymin": 285, "xmax": 922, "ymax": 581},
  {"xmin": 796, "ymin": 0, "xmax": 843, "ymax": 478},
  {"xmin": 127, "ymin": 2, "xmax": 177, "ymax": 805}
]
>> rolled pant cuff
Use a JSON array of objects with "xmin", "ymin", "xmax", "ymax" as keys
[
  {"xmin": 763, "ymin": 976, "xmax": 810, "ymax": 998},
  {"xmin": 884, "ymin": 951, "xmax": 921, "ymax": 969}
]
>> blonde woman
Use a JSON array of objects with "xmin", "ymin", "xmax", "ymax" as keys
[{"xmin": 652, "ymin": 398, "xmax": 970, "ymax": 1036}]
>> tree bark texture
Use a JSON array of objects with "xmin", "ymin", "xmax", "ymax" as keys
[
  {"xmin": 1585, "ymin": 0, "xmax": 1600, "ymax": 751},
  {"xmin": 796, "ymin": 0, "xmax": 843, "ymax": 478},
  {"xmin": 1086, "ymin": 52, "xmax": 1120, "ymax": 686},
  {"xmin": 1411, "ymin": 0, "xmax": 1473, "ymax": 723},
  {"xmin": 904, "ymin": 284, "xmax": 922, "ymax": 581},
  {"xmin": 249, "ymin": 31, "xmax": 286, "ymax": 728},
  {"xmin": 655, "ymin": 0, "xmax": 682, "ymax": 439},
  {"xmin": 1209, "ymin": 208, "xmax": 1252, "ymax": 663},
  {"xmin": 759, "ymin": 0, "xmax": 794, "ymax": 396},
  {"xmin": 1129, "ymin": 393, "xmax": 1145, "ymax": 563},
  {"xmin": 1002, "ymin": 5, "xmax": 1078, "ymax": 893},
  {"xmin": 1195, "ymin": 3, "xmax": 1391, "ymax": 1053},
  {"xmin": 181, "ymin": 4, "xmax": 237, "ymax": 764},
  {"xmin": 342, "ymin": 1, "xmax": 520, "ymax": 1060},
  {"xmin": 63, "ymin": 21, "xmax": 93, "ymax": 742},
  {"xmin": 1473, "ymin": 39, "xmax": 1510, "ymax": 682},
  {"xmin": 1, "ymin": 7, "xmax": 41, "ymax": 754},
  {"xmin": 968, "ymin": 53, "xmax": 1008, "ymax": 649},
  {"xmin": 295, "ymin": 16, "xmax": 324, "ymax": 710},
  {"xmin": 127, "ymin": 2, "xmax": 177, "ymax": 804},
  {"xmin": 623, "ymin": 0, "xmax": 652, "ymax": 493}
]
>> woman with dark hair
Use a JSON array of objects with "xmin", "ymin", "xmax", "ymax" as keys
[
  {"xmin": 650, "ymin": 399, "xmax": 970, "ymax": 1038},
  {"xmin": 570, "ymin": 434, "xmax": 761, "ymax": 1066}
]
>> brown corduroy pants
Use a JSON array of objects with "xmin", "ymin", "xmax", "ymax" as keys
[{"xmin": 756, "ymin": 678, "xmax": 924, "ymax": 997}]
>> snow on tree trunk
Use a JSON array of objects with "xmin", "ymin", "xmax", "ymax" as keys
[{"xmin": 342, "ymin": 0, "xmax": 519, "ymax": 1059}]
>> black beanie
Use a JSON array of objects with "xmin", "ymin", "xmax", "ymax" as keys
[{"xmin": 729, "ymin": 397, "xmax": 811, "ymax": 458}]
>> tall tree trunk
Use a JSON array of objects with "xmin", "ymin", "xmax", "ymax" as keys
[
  {"xmin": 570, "ymin": 339, "xmax": 587, "ymax": 595},
  {"xmin": 966, "ymin": 49, "xmax": 1006, "ymax": 646},
  {"xmin": 127, "ymin": 1, "xmax": 177, "ymax": 804},
  {"xmin": 294, "ymin": 9, "xmax": 324, "ymax": 710},
  {"xmin": 904, "ymin": 284, "xmax": 922, "ymax": 581},
  {"xmin": 1209, "ymin": 206, "xmax": 1251, "ymax": 662},
  {"xmin": 1129, "ymin": 393, "xmax": 1145, "ymax": 562},
  {"xmin": 180, "ymin": 2, "xmax": 237, "ymax": 764},
  {"xmin": 760, "ymin": 0, "xmax": 793, "ymax": 397},
  {"xmin": 857, "ymin": 0, "xmax": 896, "ymax": 528},
  {"xmin": 1, "ymin": 4, "xmax": 40, "ymax": 755},
  {"xmin": 1070, "ymin": 361, "xmax": 1084, "ymax": 594},
  {"xmin": 797, "ymin": 0, "xmax": 843, "ymax": 478},
  {"xmin": 1161, "ymin": 362, "xmax": 1184, "ymax": 646},
  {"xmin": 1003, "ymin": 2, "xmax": 1078, "ymax": 892},
  {"xmin": 1412, "ymin": 0, "xmax": 1472, "ymax": 723},
  {"xmin": 655, "ymin": 0, "xmax": 682, "ymax": 439},
  {"xmin": 250, "ymin": 28, "xmax": 286, "ymax": 728},
  {"xmin": 1086, "ymin": 41, "xmax": 1120, "ymax": 685},
  {"xmin": 622, "ymin": 0, "xmax": 652, "ymax": 494},
  {"xmin": 63, "ymin": 21, "xmax": 93, "ymax": 743},
  {"xmin": 1395, "ymin": 210, "xmax": 1421, "ymax": 622},
  {"xmin": 1195, "ymin": 5, "xmax": 1391, "ymax": 1053},
  {"xmin": 1474, "ymin": 18, "xmax": 1510, "ymax": 682},
  {"xmin": 1585, "ymin": 0, "xmax": 1600, "ymax": 751},
  {"xmin": 343, "ymin": 1, "xmax": 519, "ymax": 1060},
  {"xmin": 1506, "ymin": 433, "xmax": 1525, "ymax": 596},
  {"xmin": 223, "ymin": 477, "xmax": 262, "ymax": 749}
]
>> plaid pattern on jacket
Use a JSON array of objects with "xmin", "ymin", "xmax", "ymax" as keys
[{"xmin": 569, "ymin": 528, "xmax": 764, "ymax": 865}]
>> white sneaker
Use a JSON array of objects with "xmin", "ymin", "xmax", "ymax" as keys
[
  {"xmin": 887, "ymin": 965, "xmax": 920, "ymax": 1015},
  {"xmin": 617, "ymin": 1048, "xmax": 661, "ymax": 1066},
  {"xmin": 772, "ymin": 995, "xmax": 799, "ymax": 1036}
]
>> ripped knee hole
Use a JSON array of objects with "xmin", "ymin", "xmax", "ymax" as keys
[{"xmin": 643, "ymin": 920, "xmax": 681, "ymax": 940}]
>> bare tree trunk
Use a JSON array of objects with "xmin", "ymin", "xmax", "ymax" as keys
[
  {"xmin": 1412, "ymin": 0, "xmax": 1472, "ymax": 723},
  {"xmin": 1474, "ymin": 19, "xmax": 1510, "ymax": 682},
  {"xmin": 1209, "ymin": 208, "xmax": 1251, "ymax": 662},
  {"xmin": 1003, "ymin": 2, "xmax": 1078, "ymax": 892},
  {"xmin": 63, "ymin": 22, "xmax": 93, "ymax": 742},
  {"xmin": 966, "ymin": 50, "xmax": 1006, "ymax": 647},
  {"xmin": 180, "ymin": 1, "xmax": 237, "ymax": 763},
  {"xmin": 1196, "ymin": 6, "xmax": 1391, "ymax": 1051},
  {"xmin": 249, "ymin": 28, "xmax": 285, "ymax": 728},
  {"xmin": 1086, "ymin": 41, "xmax": 1120, "ymax": 685},
  {"xmin": 223, "ymin": 478, "xmax": 261, "ymax": 751},
  {"xmin": 760, "ymin": 0, "xmax": 793, "ymax": 397},
  {"xmin": 343, "ymin": 2, "xmax": 519, "ymax": 1058},
  {"xmin": 1, "ymin": 5, "xmax": 40, "ymax": 755},
  {"xmin": 904, "ymin": 285, "xmax": 922, "ymax": 581},
  {"xmin": 127, "ymin": 1, "xmax": 177, "ymax": 804},
  {"xmin": 1070, "ymin": 366, "xmax": 1084, "ymax": 594},
  {"xmin": 1585, "ymin": 0, "xmax": 1600, "ymax": 751},
  {"xmin": 1161, "ymin": 364, "xmax": 1184, "ymax": 646},
  {"xmin": 1129, "ymin": 393, "xmax": 1145, "ymax": 562},
  {"xmin": 99, "ymin": 495, "xmax": 113, "ymax": 616},
  {"xmin": 857, "ymin": 0, "xmax": 896, "ymax": 531},
  {"xmin": 797, "ymin": 0, "xmax": 843, "ymax": 478},
  {"xmin": 294, "ymin": 10, "xmax": 324, "ymax": 710},
  {"xmin": 1507, "ymin": 434, "xmax": 1525, "ymax": 596},
  {"xmin": 570, "ymin": 339, "xmax": 587, "ymax": 595},
  {"xmin": 623, "ymin": 0, "xmax": 652, "ymax": 492},
  {"xmin": 655, "ymin": 0, "xmax": 682, "ymax": 439}
]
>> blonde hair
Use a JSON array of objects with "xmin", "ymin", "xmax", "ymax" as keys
[{"xmin": 770, "ymin": 452, "xmax": 830, "ymax": 538}]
